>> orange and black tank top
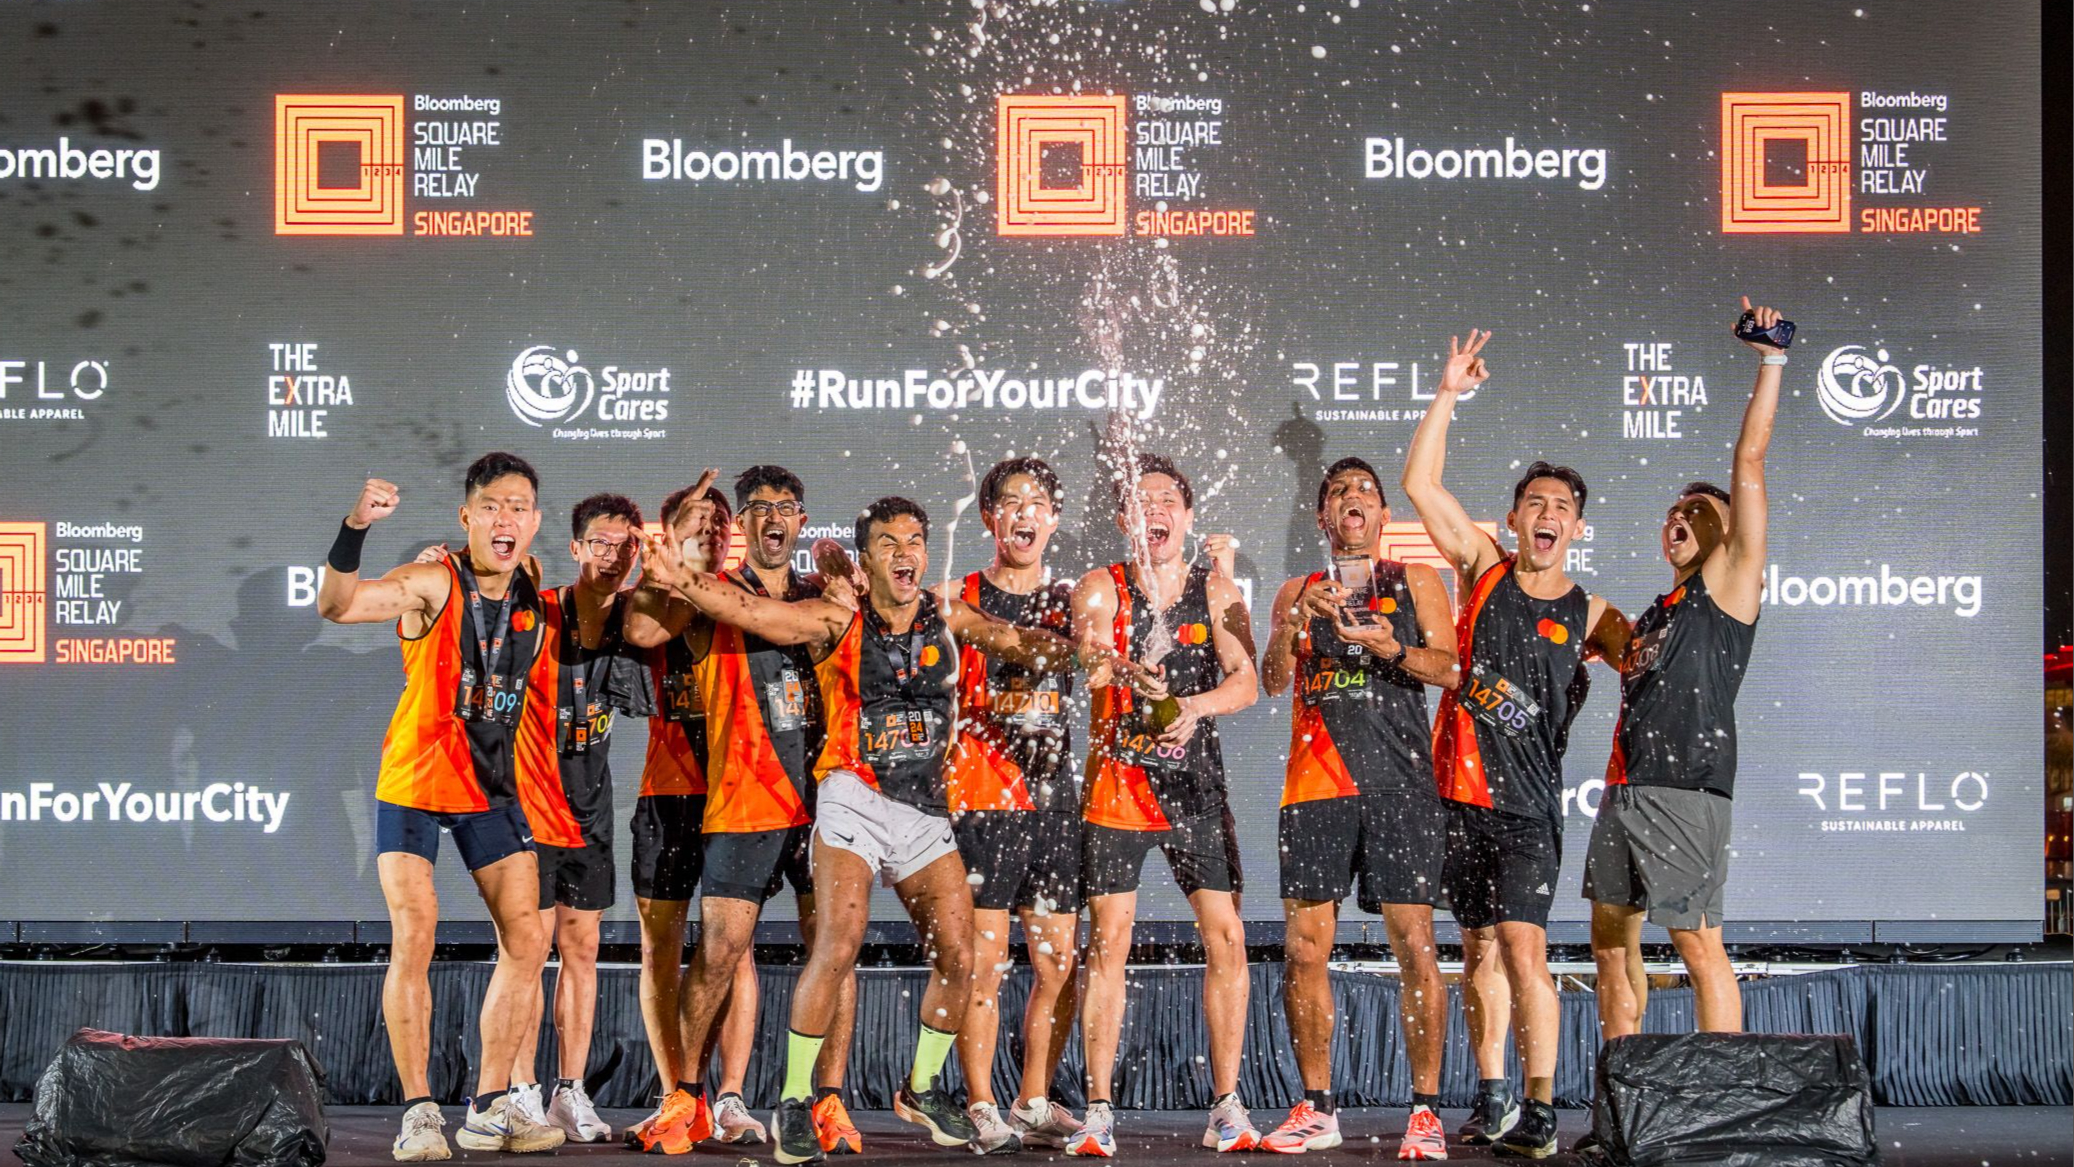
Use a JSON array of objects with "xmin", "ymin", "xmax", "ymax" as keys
[
  {"xmin": 512, "ymin": 587, "xmax": 589, "ymax": 848},
  {"xmin": 640, "ymin": 632, "xmax": 710, "ymax": 799},
  {"xmin": 692, "ymin": 569, "xmax": 824, "ymax": 832},
  {"xmin": 814, "ymin": 592, "xmax": 958, "ymax": 815},
  {"xmin": 1282, "ymin": 560, "xmax": 1434, "ymax": 806},
  {"xmin": 1608, "ymin": 568, "xmax": 1755, "ymax": 798},
  {"xmin": 1085, "ymin": 561, "xmax": 1225, "ymax": 830},
  {"xmin": 1432, "ymin": 555, "xmax": 1590, "ymax": 823},
  {"xmin": 377, "ymin": 559, "xmax": 582, "ymax": 847},
  {"xmin": 945, "ymin": 572, "xmax": 1077, "ymax": 814}
]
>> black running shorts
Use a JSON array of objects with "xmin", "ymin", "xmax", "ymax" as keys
[
  {"xmin": 1280, "ymin": 789, "xmax": 1447, "ymax": 911},
  {"xmin": 538, "ymin": 835, "xmax": 615, "ymax": 912},
  {"xmin": 630, "ymin": 794, "xmax": 706, "ymax": 902},
  {"xmin": 700, "ymin": 824, "xmax": 815, "ymax": 904},
  {"xmin": 1441, "ymin": 800, "xmax": 1561, "ymax": 930},
  {"xmin": 1083, "ymin": 805, "xmax": 1241, "ymax": 898},
  {"xmin": 955, "ymin": 809, "xmax": 1085, "ymax": 913}
]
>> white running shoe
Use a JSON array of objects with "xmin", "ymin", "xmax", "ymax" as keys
[
  {"xmin": 1010, "ymin": 1098, "xmax": 1080, "ymax": 1150},
  {"xmin": 454, "ymin": 1092, "xmax": 567, "ymax": 1154},
  {"xmin": 509, "ymin": 1082, "xmax": 548, "ymax": 1126},
  {"xmin": 967, "ymin": 1101, "xmax": 1023, "ymax": 1155},
  {"xmin": 1202, "ymin": 1093, "xmax": 1262, "ymax": 1153},
  {"xmin": 546, "ymin": 1080, "xmax": 612, "ymax": 1143},
  {"xmin": 714, "ymin": 1093, "xmax": 769, "ymax": 1145},
  {"xmin": 1064, "ymin": 1102, "xmax": 1115, "ymax": 1158},
  {"xmin": 392, "ymin": 1101, "xmax": 451, "ymax": 1163}
]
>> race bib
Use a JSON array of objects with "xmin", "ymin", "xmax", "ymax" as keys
[
  {"xmin": 660, "ymin": 669, "xmax": 704, "ymax": 725},
  {"xmin": 559, "ymin": 700, "xmax": 614, "ymax": 754},
  {"xmin": 1300, "ymin": 661, "xmax": 1373, "ymax": 707},
  {"xmin": 863, "ymin": 708, "xmax": 941, "ymax": 765},
  {"xmin": 763, "ymin": 667, "xmax": 810, "ymax": 733},
  {"xmin": 990, "ymin": 682, "xmax": 1064, "ymax": 736},
  {"xmin": 1461, "ymin": 661, "xmax": 1542, "ymax": 738},
  {"xmin": 456, "ymin": 666, "xmax": 527, "ymax": 727},
  {"xmin": 1111, "ymin": 714, "xmax": 1189, "ymax": 773},
  {"xmin": 1625, "ymin": 618, "xmax": 1671, "ymax": 676}
]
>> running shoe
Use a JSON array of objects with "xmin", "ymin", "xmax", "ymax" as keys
[
  {"xmin": 1457, "ymin": 1088, "xmax": 1519, "ymax": 1145},
  {"xmin": 454, "ymin": 1093, "xmax": 566, "ymax": 1154},
  {"xmin": 1397, "ymin": 1106, "xmax": 1448, "ymax": 1161},
  {"xmin": 966, "ymin": 1101, "xmax": 1024, "ymax": 1155},
  {"xmin": 1260, "ymin": 1100, "xmax": 1340, "ymax": 1154},
  {"xmin": 546, "ymin": 1080, "xmax": 612, "ymax": 1143},
  {"xmin": 1010, "ymin": 1097, "xmax": 1080, "ymax": 1150},
  {"xmin": 714, "ymin": 1092, "xmax": 769, "ymax": 1145},
  {"xmin": 1201, "ymin": 1093, "xmax": 1261, "ymax": 1153},
  {"xmin": 631, "ymin": 1087, "xmax": 709, "ymax": 1155},
  {"xmin": 894, "ymin": 1079, "xmax": 980, "ymax": 1148},
  {"xmin": 621, "ymin": 1104, "xmax": 660, "ymax": 1149},
  {"xmin": 774, "ymin": 1098, "xmax": 826, "ymax": 1165},
  {"xmin": 1494, "ymin": 1100, "xmax": 1558, "ymax": 1160},
  {"xmin": 392, "ymin": 1100, "xmax": 451, "ymax": 1163},
  {"xmin": 510, "ymin": 1082, "xmax": 548, "ymax": 1126},
  {"xmin": 812, "ymin": 1092, "xmax": 864, "ymax": 1155},
  {"xmin": 1064, "ymin": 1102, "xmax": 1115, "ymax": 1158}
]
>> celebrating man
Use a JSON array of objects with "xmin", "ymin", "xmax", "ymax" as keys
[
  {"xmin": 1401, "ymin": 336, "xmax": 1628, "ymax": 1158},
  {"xmin": 1585, "ymin": 298, "xmax": 1783, "ymax": 1044},
  {"xmin": 1259, "ymin": 457, "xmax": 1459, "ymax": 1159},
  {"xmin": 316, "ymin": 453, "xmax": 571, "ymax": 1160},
  {"xmin": 1070, "ymin": 454, "xmax": 1261, "ymax": 1157},
  {"xmin": 944, "ymin": 458, "xmax": 1087, "ymax": 1150}
]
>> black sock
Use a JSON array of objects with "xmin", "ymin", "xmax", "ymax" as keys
[
  {"xmin": 474, "ymin": 1088, "xmax": 507, "ymax": 1109},
  {"xmin": 678, "ymin": 1080, "xmax": 702, "ymax": 1097},
  {"xmin": 1304, "ymin": 1089, "xmax": 1334, "ymax": 1116},
  {"xmin": 717, "ymin": 1091, "xmax": 742, "ymax": 1104},
  {"xmin": 1088, "ymin": 1098, "xmax": 1112, "ymax": 1109},
  {"xmin": 1412, "ymin": 1093, "xmax": 1441, "ymax": 1113},
  {"xmin": 403, "ymin": 1096, "xmax": 435, "ymax": 1112},
  {"xmin": 556, "ymin": 1078, "xmax": 577, "ymax": 1092},
  {"xmin": 815, "ymin": 1086, "xmax": 840, "ymax": 1103},
  {"xmin": 1479, "ymin": 1077, "xmax": 1513, "ymax": 1101}
]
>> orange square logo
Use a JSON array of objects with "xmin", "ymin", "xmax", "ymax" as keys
[
  {"xmin": 0, "ymin": 522, "xmax": 48, "ymax": 664},
  {"xmin": 996, "ymin": 95, "xmax": 1128, "ymax": 237},
  {"xmin": 1377, "ymin": 520, "xmax": 1500, "ymax": 587},
  {"xmin": 275, "ymin": 95, "xmax": 407, "ymax": 235},
  {"xmin": 1720, "ymin": 92, "xmax": 1852, "ymax": 233}
]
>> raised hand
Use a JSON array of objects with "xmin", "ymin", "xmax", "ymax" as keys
[
  {"xmin": 1439, "ymin": 329, "xmax": 1492, "ymax": 396},
  {"xmin": 412, "ymin": 542, "xmax": 451, "ymax": 566},
  {"xmin": 812, "ymin": 537, "xmax": 856, "ymax": 584},
  {"xmin": 1737, "ymin": 295, "xmax": 1786, "ymax": 356},
  {"xmin": 349, "ymin": 477, "xmax": 401, "ymax": 529},
  {"xmin": 643, "ymin": 529, "xmax": 688, "ymax": 593},
  {"xmin": 1201, "ymin": 533, "xmax": 1238, "ymax": 578}
]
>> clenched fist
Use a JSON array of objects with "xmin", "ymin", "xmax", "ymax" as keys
[{"xmin": 349, "ymin": 478, "xmax": 400, "ymax": 529}]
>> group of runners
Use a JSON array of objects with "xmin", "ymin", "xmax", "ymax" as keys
[{"xmin": 316, "ymin": 300, "xmax": 1784, "ymax": 1162}]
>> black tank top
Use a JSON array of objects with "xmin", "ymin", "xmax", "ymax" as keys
[
  {"xmin": 725, "ymin": 569, "xmax": 827, "ymax": 801},
  {"xmin": 858, "ymin": 592, "xmax": 959, "ymax": 812},
  {"xmin": 1296, "ymin": 560, "xmax": 1434, "ymax": 795},
  {"xmin": 1611, "ymin": 569, "xmax": 1757, "ymax": 798},
  {"xmin": 968, "ymin": 574, "xmax": 1078, "ymax": 812},
  {"xmin": 1437, "ymin": 560, "xmax": 1591, "ymax": 823},
  {"xmin": 1117, "ymin": 561, "xmax": 1227, "ymax": 815}
]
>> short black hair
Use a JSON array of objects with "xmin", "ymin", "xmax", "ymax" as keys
[
  {"xmin": 1681, "ymin": 481, "xmax": 1731, "ymax": 507},
  {"xmin": 571, "ymin": 493, "xmax": 642, "ymax": 539},
  {"xmin": 734, "ymin": 464, "xmax": 806, "ymax": 510},
  {"xmin": 979, "ymin": 457, "xmax": 1064, "ymax": 514},
  {"xmin": 855, "ymin": 496, "xmax": 930, "ymax": 551},
  {"xmin": 1510, "ymin": 460, "xmax": 1589, "ymax": 514},
  {"xmin": 1111, "ymin": 453, "xmax": 1193, "ymax": 512},
  {"xmin": 660, "ymin": 484, "xmax": 729, "ymax": 528},
  {"xmin": 464, "ymin": 451, "xmax": 538, "ymax": 498},
  {"xmin": 1317, "ymin": 456, "xmax": 1386, "ymax": 512}
]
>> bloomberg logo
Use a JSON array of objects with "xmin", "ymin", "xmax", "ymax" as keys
[
  {"xmin": 1763, "ymin": 563, "xmax": 1981, "ymax": 618},
  {"xmin": 641, "ymin": 138, "xmax": 884, "ymax": 193},
  {"xmin": 1364, "ymin": 133, "xmax": 1608, "ymax": 191}
]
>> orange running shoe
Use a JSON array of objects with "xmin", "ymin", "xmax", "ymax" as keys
[
  {"xmin": 634, "ymin": 1089, "xmax": 712, "ymax": 1155},
  {"xmin": 812, "ymin": 1094, "xmax": 863, "ymax": 1155}
]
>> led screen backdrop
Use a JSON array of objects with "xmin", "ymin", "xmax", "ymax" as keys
[{"xmin": 0, "ymin": 0, "xmax": 2043, "ymax": 935}]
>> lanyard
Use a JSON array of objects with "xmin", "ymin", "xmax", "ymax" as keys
[
  {"xmin": 863, "ymin": 601, "xmax": 931, "ymax": 698},
  {"xmin": 562, "ymin": 587, "xmax": 619, "ymax": 712},
  {"xmin": 454, "ymin": 556, "xmax": 517, "ymax": 679}
]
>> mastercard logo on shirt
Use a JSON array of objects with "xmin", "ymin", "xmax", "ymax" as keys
[
  {"xmin": 1535, "ymin": 617, "xmax": 1570, "ymax": 645},
  {"xmin": 1666, "ymin": 586, "xmax": 1688, "ymax": 607},
  {"xmin": 512, "ymin": 608, "xmax": 538, "ymax": 633},
  {"xmin": 920, "ymin": 644, "xmax": 941, "ymax": 667},
  {"xmin": 1376, "ymin": 597, "xmax": 1398, "ymax": 615},
  {"xmin": 1178, "ymin": 622, "xmax": 1210, "ymax": 646}
]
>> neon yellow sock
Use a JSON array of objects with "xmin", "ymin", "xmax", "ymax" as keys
[
  {"xmin": 783, "ymin": 1030, "xmax": 826, "ymax": 1102},
  {"xmin": 910, "ymin": 1024, "xmax": 957, "ymax": 1092}
]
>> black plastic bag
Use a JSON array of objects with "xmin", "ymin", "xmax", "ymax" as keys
[
  {"xmin": 15, "ymin": 1029, "xmax": 328, "ymax": 1167},
  {"xmin": 1592, "ymin": 1032, "xmax": 1878, "ymax": 1167}
]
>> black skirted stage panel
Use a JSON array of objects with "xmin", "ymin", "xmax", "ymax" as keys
[{"xmin": 1, "ymin": 962, "xmax": 2064, "ymax": 1111}]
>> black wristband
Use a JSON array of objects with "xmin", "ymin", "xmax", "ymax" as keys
[
  {"xmin": 1387, "ymin": 642, "xmax": 1408, "ymax": 667},
  {"xmin": 327, "ymin": 519, "xmax": 369, "ymax": 574}
]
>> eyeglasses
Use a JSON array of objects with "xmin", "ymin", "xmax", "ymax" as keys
[
  {"xmin": 584, "ymin": 537, "xmax": 636, "ymax": 558},
  {"xmin": 743, "ymin": 501, "xmax": 804, "ymax": 518}
]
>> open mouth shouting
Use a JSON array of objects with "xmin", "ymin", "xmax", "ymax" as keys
[
  {"xmin": 1144, "ymin": 520, "xmax": 1173, "ymax": 557},
  {"xmin": 758, "ymin": 520, "xmax": 789, "ymax": 561},
  {"xmin": 488, "ymin": 534, "xmax": 519, "ymax": 562},
  {"xmin": 1337, "ymin": 505, "xmax": 1369, "ymax": 541},
  {"xmin": 1530, "ymin": 522, "xmax": 1560, "ymax": 557},
  {"xmin": 1668, "ymin": 521, "xmax": 1693, "ymax": 552},
  {"xmin": 1007, "ymin": 521, "xmax": 1040, "ymax": 553},
  {"xmin": 889, "ymin": 561, "xmax": 919, "ymax": 590}
]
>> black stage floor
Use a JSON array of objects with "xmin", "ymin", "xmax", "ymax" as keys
[{"xmin": 2, "ymin": 1104, "xmax": 2067, "ymax": 1166}]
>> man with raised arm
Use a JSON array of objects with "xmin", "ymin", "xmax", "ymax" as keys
[
  {"xmin": 1258, "ymin": 456, "xmax": 1460, "ymax": 1159},
  {"xmin": 643, "ymin": 494, "xmax": 1129, "ymax": 1164},
  {"xmin": 1400, "ymin": 336, "xmax": 1628, "ymax": 1158},
  {"xmin": 943, "ymin": 457, "xmax": 1088, "ymax": 1151},
  {"xmin": 1585, "ymin": 298, "xmax": 1784, "ymax": 1048},
  {"xmin": 1068, "ymin": 454, "xmax": 1262, "ymax": 1158},
  {"xmin": 315, "ymin": 452, "xmax": 572, "ymax": 1161},
  {"xmin": 621, "ymin": 466, "xmax": 857, "ymax": 1155}
]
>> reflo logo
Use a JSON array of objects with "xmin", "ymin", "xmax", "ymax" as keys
[
  {"xmin": 1817, "ymin": 344, "xmax": 1984, "ymax": 434},
  {"xmin": 506, "ymin": 347, "xmax": 671, "ymax": 439}
]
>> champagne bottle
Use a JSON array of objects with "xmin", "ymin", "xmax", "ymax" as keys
[{"xmin": 1148, "ymin": 693, "xmax": 1183, "ymax": 731}]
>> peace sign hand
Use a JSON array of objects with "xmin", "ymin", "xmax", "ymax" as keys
[{"xmin": 1440, "ymin": 329, "xmax": 1492, "ymax": 396}]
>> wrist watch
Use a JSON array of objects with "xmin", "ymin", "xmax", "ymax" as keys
[
  {"xmin": 1761, "ymin": 353, "xmax": 1789, "ymax": 366},
  {"xmin": 1387, "ymin": 642, "xmax": 1408, "ymax": 667}
]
